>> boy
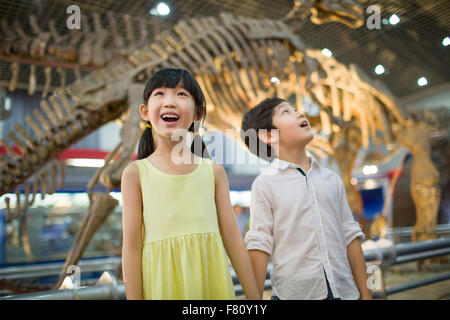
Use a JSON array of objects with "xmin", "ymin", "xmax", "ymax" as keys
[{"xmin": 241, "ymin": 98, "xmax": 372, "ymax": 300}]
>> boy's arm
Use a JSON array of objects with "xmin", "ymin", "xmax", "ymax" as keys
[
  {"xmin": 213, "ymin": 163, "xmax": 261, "ymax": 300},
  {"xmin": 245, "ymin": 176, "xmax": 274, "ymax": 298},
  {"xmin": 347, "ymin": 238, "xmax": 372, "ymax": 300},
  {"xmin": 248, "ymin": 249, "xmax": 269, "ymax": 297},
  {"xmin": 121, "ymin": 163, "xmax": 144, "ymax": 300},
  {"xmin": 336, "ymin": 176, "xmax": 370, "ymax": 299}
]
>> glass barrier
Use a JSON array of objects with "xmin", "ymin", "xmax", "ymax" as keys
[{"xmin": 0, "ymin": 192, "xmax": 122, "ymax": 267}]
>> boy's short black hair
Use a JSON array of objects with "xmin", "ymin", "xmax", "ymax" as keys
[{"xmin": 241, "ymin": 97, "xmax": 286, "ymax": 161}]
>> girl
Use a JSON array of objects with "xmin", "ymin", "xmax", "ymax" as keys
[{"xmin": 121, "ymin": 68, "xmax": 260, "ymax": 300}]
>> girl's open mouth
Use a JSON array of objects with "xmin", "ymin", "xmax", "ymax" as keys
[
  {"xmin": 300, "ymin": 120, "xmax": 309, "ymax": 128},
  {"xmin": 161, "ymin": 112, "xmax": 180, "ymax": 123}
]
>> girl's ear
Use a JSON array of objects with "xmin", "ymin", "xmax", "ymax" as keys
[{"xmin": 139, "ymin": 104, "xmax": 149, "ymax": 121}]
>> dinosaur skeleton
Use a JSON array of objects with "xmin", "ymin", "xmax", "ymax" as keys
[
  {"xmin": 0, "ymin": 12, "xmax": 152, "ymax": 96},
  {"xmin": 369, "ymin": 108, "xmax": 448, "ymax": 270},
  {"xmin": 0, "ymin": 0, "xmax": 441, "ymax": 291}
]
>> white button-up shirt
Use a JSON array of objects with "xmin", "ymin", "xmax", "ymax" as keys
[{"xmin": 244, "ymin": 157, "xmax": 365, "ymax": 300}]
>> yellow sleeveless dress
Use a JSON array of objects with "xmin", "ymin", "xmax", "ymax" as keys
[{"xmin": 135, "ymin": 156, "xmax": 236, "ymax": 300}]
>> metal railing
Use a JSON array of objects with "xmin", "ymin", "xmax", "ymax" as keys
[
  {"xmin": 0, "ymin": 271, "xmax": 126, "ymax": 300},
  {"xmin": 1, "ymin": 237, "xmax": 449, "ymax": 300},
  {"xmin": 362, "ymin": 237, "xmax": 450, "ymax": 299},
  {"xmin": 386, "ymin": 224, "xmax": 450, "ymax": 243},
  {"xmin": 234, "ymin": 237, "xmax": 450, "ymax": 298},
  {"xmin": 363, "ymin": 237, "xmax": 450, "ymax": 266},
  {"xmin": 0, "ymin": 257, "xmax": 121, "ymax": 281}
]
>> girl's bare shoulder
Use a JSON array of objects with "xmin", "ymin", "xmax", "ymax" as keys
[
  {"xmin": 122, "ymin": 161, "xmax": 140, "ymax": 181},
  {"xmin": 212, "ymin": 161, "xmax": 224, "ymax": 175},
  {"xmin": 212, "ymin": 162, "xmax": 229, "ymax": 185}
]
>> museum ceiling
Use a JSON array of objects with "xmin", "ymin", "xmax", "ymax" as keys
[{"xmin": 0, "ymin": 0, "xmax": 449, "ymax": 98}]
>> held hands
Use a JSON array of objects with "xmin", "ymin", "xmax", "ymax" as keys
[{"xmin": 360, "ymin": 293, "xmax": 373, "ymax": 300}]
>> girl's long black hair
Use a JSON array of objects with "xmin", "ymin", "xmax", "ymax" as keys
[{"xmin": 137, "ymin": 68, "xmax": 210, "ymax": 160}]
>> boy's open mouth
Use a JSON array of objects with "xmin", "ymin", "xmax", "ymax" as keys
[
  {"xmin": 161, "ymin": 112, "xmax": 180, "ymax": 123},
  {"xmin": 300, "ymin": 120, "xmax": 309, "ymax": 128}
]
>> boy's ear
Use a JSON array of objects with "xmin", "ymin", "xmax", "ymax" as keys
[
  {"xmin": 257, "ymin": 129, "xmax": 279, "ymax": 145},
  {"xmin": 257, "ymin": 130, "xmax": 269, "ymax": 145}
]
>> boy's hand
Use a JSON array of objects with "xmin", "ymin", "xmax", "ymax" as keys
[
  {"xmin": 347, "ymin": 238, "xmax": 372, "ymax": 300},
  {"xmin": 360, "ymin": 293, "xmax": 373, "ymax": 300}
]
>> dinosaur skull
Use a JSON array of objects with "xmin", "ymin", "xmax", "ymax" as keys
[{"xmin": 288, "ymin": 0, "xmax": 364, "ymax": 29}]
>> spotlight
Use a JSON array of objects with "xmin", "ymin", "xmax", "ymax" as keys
[
  {"xmin": 417, "ymin": 77, "xmax": 428, "ymax": 87},
  {"xmin": 442, "ymin": 36, "xmax": 450, "ymax": 47},
  {"xmin": 389, "ymin": 14, "xmax": 400, "ymax": 25},
  {"xmin": 374, "ymin": 64, "xmax": 385, "ymax": 75},
  {"xmin": 150, "ymin": 2, "xmax": 170, "ymax": 16},
  {"xmin": 270, "ymin": 77, "xmax": 280, "ymax": 84},
  {"xmin": 322, "ymin": 48, "xmax": 332, "ymax": 57}
]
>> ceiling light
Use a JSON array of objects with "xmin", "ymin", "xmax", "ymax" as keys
[
  {"xmin": 364, "ymin": 179, "xmax": 378, "ymax": 190},
  {"xmin": 322, "ymin": 48, "xmax": 332, "ymax": 57},
  {"xmin": 374, "ymin": 64, "xmax": 385, "ymax": 75},
  {"xmin": 389, "ymin": 14, "xmax": 400, "ymax": 25},
  {"xmin": 417, "ymin": 77, "xmax": 428, "ymax": 87},
  {"xmin": 443, "ymin": 36, "xmax": 450, "ymax": 46},
  {"xmin": 363, "ymin": 165, "xmax": 378, "ymax": 175},
  {"xmin": 4, "ymin": 96, "xmax": 11, "ymax": 111},
  {"xmin": 66, "ymin": 159, "xmax": 105, "ymax": 168},
  {"xmin": 150, "ymin": 2, "xmax": 170, "ymax": 16},
  {"xmin": 270, "ymin": 76, "xmax": 280, "ymax": 84}
]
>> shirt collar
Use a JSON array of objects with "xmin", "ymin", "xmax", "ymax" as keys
[{"xmin": 270, "ymin": 154, "xmax": 320, "ymax": 172}]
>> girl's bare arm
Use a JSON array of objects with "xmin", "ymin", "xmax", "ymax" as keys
[
  {"xmin": 213, "ymin": 163, "xmax": 261, "ymax": 300},
  {"xmin": 121, "ymin": 162, "xmax": 144, "ymax": 300}
]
